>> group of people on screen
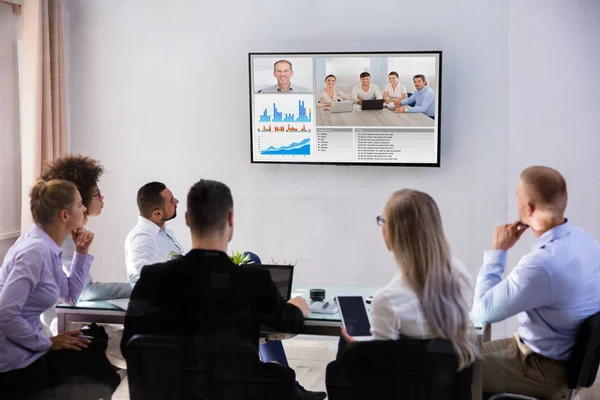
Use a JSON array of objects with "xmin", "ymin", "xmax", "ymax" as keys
[
  {"xmin": 316, "ymin": 71, "xmax": 436, "ymax": 119},
  {"xmin": 0, "ymin": 154, "xmax": 598, "ymax": 400}
]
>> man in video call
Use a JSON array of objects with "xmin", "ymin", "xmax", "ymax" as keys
[
  {"xmin": 258, "ymin": 59, "xmax": 310, "ymax": 93},
  {"xmin": 121, "ymin": 179, "xmax": 327, "ymax": 400},
  {"xmin": 351, "ymin": 71, "xmax": 383, "ymax": 105},
  {"xmin": 394, "ymin": 74, "xmax": 436, "ymax": 119}
]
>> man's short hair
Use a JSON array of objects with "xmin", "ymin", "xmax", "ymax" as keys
[
  {"xmin": 273, "ymin": 60, "xmax": 292, "ymax": 71},
  {"xmin": 388, "ymin": 71, "xmax": 399, "ymax": 78},
  {"xmin": 187, "ymin": 179, "xmax": 233, "ymax": 236},
  {"xmin": 137, "ymin": 182, "xmax": 167, "ymax": 219},
  {"xmin": 40, "ymin": 155, "xmax": 104, "ymax": 209},
  {"xmin": 413, "ymin": 74, "xmax": 427, "ymax": 83},
  {"xmin": 360, "ymin": 72, "xmax": 371, "ymax": 79},
  {"xmin": 520, "ymin": 166, "xmax": 568, "ymax": 216}
]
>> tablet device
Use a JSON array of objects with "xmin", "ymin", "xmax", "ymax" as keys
[{"xmin": 336, "ymin": 295, "xmax": 372, "ymax": 341}]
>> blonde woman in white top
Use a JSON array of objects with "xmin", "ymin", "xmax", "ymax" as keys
[
  {"xmin": 341, "ymin": 189, "xmax": 478, "ymax": 371},
  {"xmin": 316, "ymin": 74, "xmax": 352, "ymax": 108},
  {"xmin": 383, "ymin": 71, "xmax": 408, "ymax": 106}
]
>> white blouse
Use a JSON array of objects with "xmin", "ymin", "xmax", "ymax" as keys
[
  {"xmin": 370, "ymin": 260, "xmax": 473, "ymax": 340},
  {"xmin": 316, "ymin": 88, "xmax": 351, "ymax": 107},
  {"xmin": 384, "ymin": 82, "xmax": 408, "ymax": 99}
]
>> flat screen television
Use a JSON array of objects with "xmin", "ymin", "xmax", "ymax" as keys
[{"xmin": 248, "ymin": 51, "xmax": 442, "ymax": 167}]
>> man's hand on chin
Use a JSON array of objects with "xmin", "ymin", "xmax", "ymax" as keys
[{"xmin": 493, "ymin": 221, "xmax": 529, "ymax": 251}]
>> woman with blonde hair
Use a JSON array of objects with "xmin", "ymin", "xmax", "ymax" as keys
[
  {"xmin": 0, "ymin": 180, "xmax": 119, "ymax": 399},
  {"xmin": 340, "ymin": 189, "xmax": 478, "ymax": 371}
]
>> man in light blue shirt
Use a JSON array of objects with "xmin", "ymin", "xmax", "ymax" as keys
[
  {"xmin": 472, "ymin": 166, "xmax": 600, "ymax": 399},
  {"xmin": 395, "ymin": 74, "xmax": 435, "ymax": 118}
]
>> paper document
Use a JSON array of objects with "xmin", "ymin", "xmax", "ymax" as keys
[{"xmin": 309, "ymin": 300, "xmax": 338, "ymax": 315}]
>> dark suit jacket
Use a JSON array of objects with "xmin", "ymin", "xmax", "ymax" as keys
[{"xmin": 121, "ymin": 249, "xmax": 304, "ymax": 359}]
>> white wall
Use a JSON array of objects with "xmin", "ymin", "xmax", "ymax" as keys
[
  {"xmin": 497, "ymin": 0, "xmax": 600, "ymax": 339},
  {"xmin": 62, "ymin": 0, "xmax": 509, "ymax": 287},
  {"xmin": 0, "ymin": 3, "xmax": 21, "ymax": 261}
]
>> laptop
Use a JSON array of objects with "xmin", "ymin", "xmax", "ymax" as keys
[
  {"xmin": 361, "ymin": 99, "xmax": 384, "ymax": 110},
  {"xmin": 248, "ymin": 264, "xmax": 294, "ymax": 300},
  {"xmin": 330, "ymin": 101, "xmax": 353, "ymax": 113}
]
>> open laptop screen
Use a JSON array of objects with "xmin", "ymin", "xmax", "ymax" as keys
[{"xmin": 247, "ymin": 264, "xmax": 294, "ymax": 300}]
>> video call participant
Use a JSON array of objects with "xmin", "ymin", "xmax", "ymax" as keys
[
  {"xmin": 121, "ymin": 179, "xmax": 326, "ymax": 400},
  {"xmin": 383, "ymin": 71, "xmax": 408, "ymax": 105},
  {"xmin": 394, "ymin": 74, "xmax": 435, "ymax": 119},
  {"xmin": 40, "ymin": 155, "xmax": 132, "ymax": 335},
  {"xmin": 0, "ymin": 180, "xmax": 119, "ymax": 399},
  {"xmin": 351, "ymin": 72, "xmax": 383, "ymax": 105},
  {"xmin": 258, "ymin": 59, "xmax": 311, "ymax": 93},
  {"xmin": 316, "ymin": 74, "xmax": 351, "ymax": 107},
  {"xmin": 125, "ymin": 182, "xmax": 184, "ymax": 284},
  {"xmin": 472, "ymin": 166, "xmax": 600, "ymax": 399}
]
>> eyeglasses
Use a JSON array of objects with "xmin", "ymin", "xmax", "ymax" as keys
[
  {"xmin": 92, "ymin": 189, "xmax": 102, "ymax": 198},
  {"xmin": 376, "ymin": 215, "xmax": 385, "ymax": 226}
]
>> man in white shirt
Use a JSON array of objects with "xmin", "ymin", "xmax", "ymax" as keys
[
  {"xmin": 125, "ymin": 182, "xmax": 184, "ymax": 284},
  {"xmin": 351, "ymin": 72, "xmax": 383, "ymax": 105},
  {"xmin": 258, "ymin": 59, "xmax": 310, "ymax": 93}
]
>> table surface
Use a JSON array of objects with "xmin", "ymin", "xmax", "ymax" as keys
[
  {"xmin": 56, "ymin": 284, "xmax": 376, "ymax": 321},
  {"xmin": 315, "ymin": 105, "xmax": 434, "ymax": 127},
  {"xmin": 56, "ymin": 283, "xmax": 485, "ymax": 400},
  {"xmin": 57, "ymin": 283, "xmax": 483, "ymax": 328}
]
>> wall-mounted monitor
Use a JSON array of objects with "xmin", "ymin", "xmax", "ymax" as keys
[{"xmin": 249, "ymin": 51, "xmax": 442, "ymax": 167}]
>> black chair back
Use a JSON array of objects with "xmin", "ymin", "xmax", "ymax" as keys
[
  {"xmin": 126, "ymin": 334, "xmax": 295, "ymax": 400},
  {"xmin": 567, "ymin": 311, "xmax": 600, "ymax": 389},
  {"xmin": 326, "ymin": 338, "xmax": 472, "ymax": 400}
]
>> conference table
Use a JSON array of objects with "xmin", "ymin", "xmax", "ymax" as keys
[
  {"xmin": 315, "ymin": 106, "xmax": 434, "ymax": 127},
  {"xmin": 56, "ymin": 283, "xmax": 488, "ymax": 399}
]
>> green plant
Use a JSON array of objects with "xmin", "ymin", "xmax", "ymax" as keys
[{"xmin": 230, "ymin": 250, "xmax": 253, "ymax": 265}]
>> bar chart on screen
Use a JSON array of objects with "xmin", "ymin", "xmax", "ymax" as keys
[
  {"xmin": 257, "ymin": 124, "xmax": 312, "ymax": 133},
  {"xmin": 255, "ymin": 94, "xmax": 314, "ymax": 124}
]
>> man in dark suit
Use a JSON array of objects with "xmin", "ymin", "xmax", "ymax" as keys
[{"xmin": 121, "ymin": 179, "xmax": 326, "ymax": 400}]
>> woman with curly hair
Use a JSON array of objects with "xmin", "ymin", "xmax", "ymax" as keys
[{"xmin": 40, "ymin": 155, "xmax": 131, "ymax": 334}]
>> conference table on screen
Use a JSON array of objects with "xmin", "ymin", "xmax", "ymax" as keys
[
  {"xmin": 56, "ymin": 283, "xmax": 488, "ymax": 400},
  {"xmin": 315, "ymin": 106, "xmax": 434, "ymax": 127}
]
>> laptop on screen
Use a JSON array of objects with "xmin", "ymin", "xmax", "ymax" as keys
[
  {"xmin": 330, "ymin": 101, "xmax": 353, "ymax": 113},
  {"xmin": 361, "ymin": 99, "xmax": 384, "ymax": 110},
  {"xmin": 248, "ymin": 264, "xmax": 294, "ymax": 300}
]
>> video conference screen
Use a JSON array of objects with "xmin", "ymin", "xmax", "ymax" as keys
[{"xmin": 248, "ymin": 52, "xmax": 441, "ymax": 166}]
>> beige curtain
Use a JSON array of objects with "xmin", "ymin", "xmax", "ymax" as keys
[{"xmin": 20, "ymin": 0, "xmax": 68, "ymax": 231}]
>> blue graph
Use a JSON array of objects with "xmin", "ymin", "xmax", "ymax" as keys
[
  {"xmin": 260, "ymin": 138, "xmax": 310, "ymax": 156},
  {"xmin": 259, "ymin": 101, "xmax": 312, "ymax": 123}
]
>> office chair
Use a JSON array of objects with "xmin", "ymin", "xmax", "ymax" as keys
[
  {"xmin": 326, "ymin": 338, "xmax": 473, "ymax": 400},
  {"xmin": 126, "ymin": 334, "xmax": 295, "ymax": 400},
  {"xmin": 488, "ymin": 311, "xmax": 600, "ymax": 400}
]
